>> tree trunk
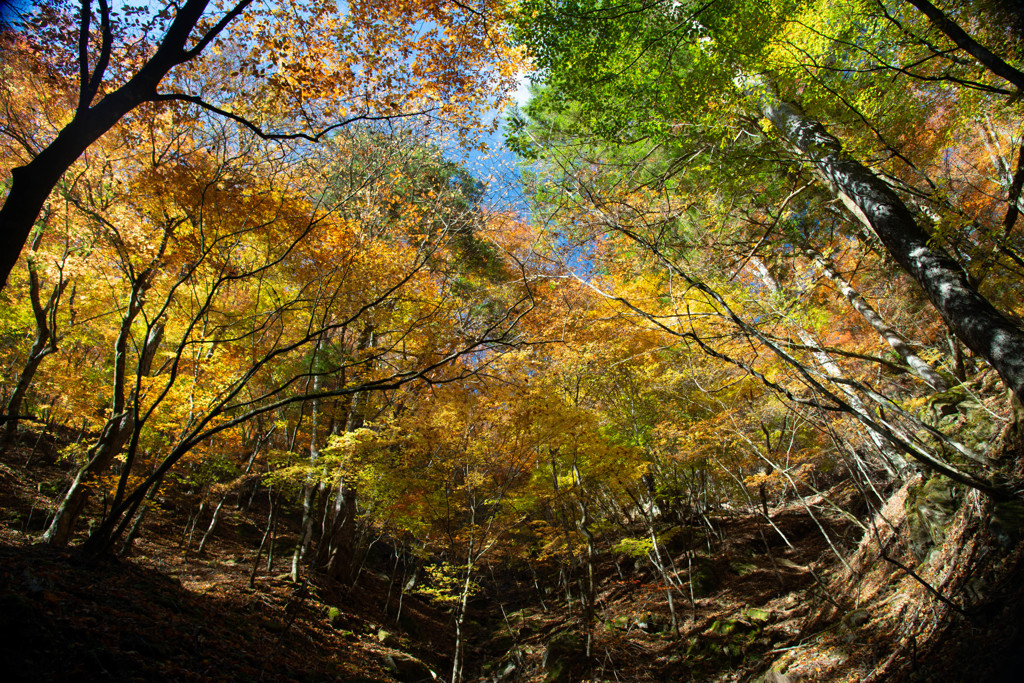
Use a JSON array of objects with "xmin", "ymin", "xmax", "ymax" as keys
[
  {"xmin": 119, "ymin": 472, "xmax": 165, "ymax": 556},
  {"xmin": 5, "ymin": 352, "xmax": 49, "ymax": 443},
  {"xmin": 41, "ymin": 268, "xmax": 151, "ymax": 545},
  {"xmin": 317, "ymin": 327, "xmax": 373, "ymax": 582},
  {"xmin": 291, "ymin": 362, "xmax": 322, "ymax": 581},
  {"xmin": 750, "ymin": 256, "xmax": 906, "ymax": 477},
  {"xmin": 250, "ymin": 486, "xmax": 280, "ymax": 588},
  {"xmin": 904, "ymin": 0, "xmax": 1024, "ymax": 92},
  {"xmin": 0, "ymin": 0, "xmax": 224, "ymax": 291},
  {"xmin": 764, "ymin": 98, "xmax": 1024, "ymax": 401},
  {"xmin": 573, "ymin": 462, "xmax": 596, "ymax": 657},
  {"xmin": 799, "ymin": 243, "xmax": 949, "ymax": 391},
  {"xmin": 4, "ymin": 227, "xmax": 71, "ymax": 443},
  {"xmin": 198, "ymin": 427, "xmax": 270, "ymax": 554},
  {"xmin": 41, "ymin": 410, "xmax": 134, "ymax": 545},
  {"xmin": 323, "ymin": 479, "xmax": 358, "ymax": 583}
]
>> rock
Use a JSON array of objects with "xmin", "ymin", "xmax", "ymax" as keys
[
  {"xmin": 543, "ymin": 631, "xmax": 586, "ymax": 682},
  {"xmin": 906, "ymin": 476, "xmax": 958, "ymax": 561},
  {"xmin": 709, "ymin": 618, "xmax": 740, "ymax": 636},
  {"xmin": 760, "ymin": 670, "xmax": 799, "ymax": 683},
  {"xmin": 607, "ymin": 615, "xmax": 631, "ymax": 631},
  {"xmin": 636, "ymin": 611, "xmax": 668, "ymax": 633},
  {"xmin": 845, "ymin": 609, "xmax": 870, "ymax": 629},
  {"xmin": 926, "ymin": 386, "xmax": 968, "ymax": 422},
  {"xmin": 745, "ymin": 607, "xmax": 771, "ymax": 623},
  {"xmin": 484, "ymin": 647, "xmax": 525, "ymax": 682},
  {"xmin": 381, "ymin": 653, "xmax": 435, "ymax": 682},
  {"xmin": 485, "ymin": 660, "xmax": 518, "ymax": 682}
]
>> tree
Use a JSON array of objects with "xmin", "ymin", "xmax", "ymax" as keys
[
  {"xmin": 2, "ymin": 216, "xmax": 77, "ymax": 442},
  {"xmin": 760, "ymin": 95, "xmax": 1024, "ymax": 399},
  {"xmin": 16, "ymin": 111, "xmax": 536, "ymax": 550},
  {"xmin": 0, "ymin": 0, "xmax": 523, "ymax": 291},
  {"xmin": 511, "ymin": 0, "xmax": 1024, "ymax": 402}
]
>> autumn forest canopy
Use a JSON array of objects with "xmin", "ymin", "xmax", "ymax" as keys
[{"xmin": 3, "ymin": 0, "xmax": 1024, "ymax": 681}]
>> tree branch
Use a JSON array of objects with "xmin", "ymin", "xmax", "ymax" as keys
[
  {"xmin": 150, "ymin": 93, "xmax": 438, "ymax": 142},
  {"xmin": 904, "ymin": 0, "xmax": 1024, "ymax": 93}
]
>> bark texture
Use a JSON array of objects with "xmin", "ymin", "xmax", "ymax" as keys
[{"xmin": 765, "ymin": 99, "xmax": 1024, "ymax": 401}]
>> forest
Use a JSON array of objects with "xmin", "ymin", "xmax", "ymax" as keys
[{"xmin": 1, "ymin": 0, "xmax": 1023, "ymax": 681}]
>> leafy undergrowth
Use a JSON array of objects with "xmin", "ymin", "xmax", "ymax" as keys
[{"xmin": 2, "ymin": 432, "xmax": 1024, "ymax": 682}]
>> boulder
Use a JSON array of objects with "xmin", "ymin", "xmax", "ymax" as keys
[
  {"xmin": 635, "ymin": 611, "xmax": 669, "ymax": 634},
  {"xmin": 906, "ymin": 476, "xmax": 958, "ymax": 561},
  {"xmin": 542, "ymin": 631, "xmax": 586, "ymax": 682},
  {"xmin": 381, "ymin": 653, "xmax": 435, "ymax": 683}
]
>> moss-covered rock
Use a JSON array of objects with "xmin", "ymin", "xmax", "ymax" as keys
[
  {"xmin": 745, "ymin": 607, "xmax": 771, "ymax": 623},
  {"xmin": 381, "ymin": 653, "xmax": 434, "ymax": 683},
  {"xmin": 688, "ymin": 556, "xmax": 721, "ymax": 597},
  {"xmin": 919, "ymin": 385, "xmax": 1003, "ymax": 455},
  {"xmin": 906, "ymin": 476, "xmax": 959, "ymax": 561},
  {"xmin": 926, "ymin": 386, "xmax": 970, "ymax": 423},
  {"xmin": 542, "ymin": 631, "xmax": 586, "ymax": 682},
  {"xmin": 606, "ymin": 614, "xmax": 631, "ymax": 631},
  {"xmin": 990, "ymin": 500, "xmax": 1024, "ymax": 548},
  {"xmin": 636, "ymin": 611, "xmax": 670, "ymax": 634}
]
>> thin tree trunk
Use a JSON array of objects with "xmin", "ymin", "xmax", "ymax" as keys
[
  {"xmin": 750, "ymin": 256, "xmax": 906, "ymax": 476},
  {"xmin": 251, "ymin": 486, "xmax": 279, "ymax": 588},
  {"xmin": 291, "ymin": 483, "xmax": 318, "ymax": 581},
  {"xmin": 799, "ymin": 243, "xmax": 949, "ymax": 391},
  {"xmin": 185, "ymin": 496, "xmax": 206, "ymax": 554},
  {"xmin": 647, "ymin": 523, "xmax": 680, "ymax": 635},
  {"xmin": 3, "ymin": 263, "xmax": 70, "ymax": 443},
  {"xmin": 450, "ymin": 557, "xmax": 475, "ymax": 683},
  {"xmin": 319, "ymin": 327, "xmax": 374, "ymax": 582},
  {"xmin": 119, "ymin": 472, "xmax": 165, "ymax": 556},
  {"xmin": 573, "ymin": 462, "xmax": 596, "ymax": 658},
  {"xmin": 291, "ymin": 362, "xmax": 323, "ymax": 581},
  {"xmin": 197, "ymin": 428, "xmax": 271, "ymax": 554}
]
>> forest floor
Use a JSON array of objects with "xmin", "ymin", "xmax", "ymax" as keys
[{"xmin": 1, "ymin": 433, "xmax": 1023, "ymax": 682}]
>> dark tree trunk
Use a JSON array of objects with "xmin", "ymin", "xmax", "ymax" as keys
[
  {"xmin": 0, "ymin": 0, "xmax": 230, "ymax": 290},
  {"xmin": 904, "ymin": 0, "xmax": 1024, "ymax": 92},
  {"xmin": 3, "ymin": 225, "xmax": 70, "ymax": 443}
]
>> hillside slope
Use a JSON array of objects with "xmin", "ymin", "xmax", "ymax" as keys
[{"xmin": 2, "ymin": 429, "xmax": 1023, "ymax": 682}]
